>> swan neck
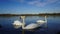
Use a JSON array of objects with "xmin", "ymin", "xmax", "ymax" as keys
[
  {"xmin": 45, "ymin": 16, "xmax": 47, "ymax": 22},
  {"xmin": 22, "ymin": 18, "xmax": 25, "ymax": 29}
]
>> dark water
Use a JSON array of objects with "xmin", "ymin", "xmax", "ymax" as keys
[{"xmin": 0, "ymin": 16, "xmax": 60, "ymax": 34}]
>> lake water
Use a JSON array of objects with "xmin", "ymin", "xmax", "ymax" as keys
[{"xmin": 0, "ymin": 15, "xmax": 60, "ymax": 34}]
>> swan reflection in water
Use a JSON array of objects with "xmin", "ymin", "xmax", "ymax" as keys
[{"xmin": 12, "ymin": 16, "xmax": 47, "ymax": 31}]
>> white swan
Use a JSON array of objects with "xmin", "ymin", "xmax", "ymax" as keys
[
  {"xmin": 12, "ymin": 20, "xmax": 23, "ymax": 28},
  {"xmin": 13, "ymin": 16, "xmax": 40, "ymax": 30},
  {"xmin": 37, "ymin": 16, "xmax": 47, "ymax": 25}
]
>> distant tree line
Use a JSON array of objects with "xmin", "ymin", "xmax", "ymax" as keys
[{"xmin": 0, "ymin": 13, "xmax": 60, "ymax": 16}]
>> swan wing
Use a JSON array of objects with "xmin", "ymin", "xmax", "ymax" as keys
[
  {"xmin": 37, "ymin": 20, "xmax": 45, "ymax": 23},
  {"xmin": 13, "ymin": 20, "xmax": 22, "ymax": 25}
]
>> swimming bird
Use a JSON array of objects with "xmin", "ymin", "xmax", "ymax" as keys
[
  {"xmin": 13, "ymin": 16, "xmax": 46, "ymax": 30},
  {"xmin": 37, "ymin": 16, "xmax": 47, "ymax": 25},
  {"xmin": 12, "ymin": 20, "xmax": 23, "ymax": 29},
  {"xmin": 13, "ymin": 16, "xmax": 41, "ymax": 30}
]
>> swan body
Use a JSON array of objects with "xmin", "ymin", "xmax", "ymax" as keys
[
  {"xmin": 13, "ymin": 20, "xmax": 22, "ymax": 26},
  {"xmin": 22, "ymin": 23, "xmax": 39, "ymax": 30},
  {"xmin": 12, "ymin": 20, "xmax": 23, "ymax": 28},
  {"xmin": 37, "ymin": 16, "xmax": 47, "ymax": 25},
  {"xmin": 37, "ymin": 20, "xmax": 46, "ymax": 23}
]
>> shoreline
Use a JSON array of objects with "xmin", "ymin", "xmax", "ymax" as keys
[{"xmin": 0, "ymin": 13, "xmax": 60, "ymax": 16}]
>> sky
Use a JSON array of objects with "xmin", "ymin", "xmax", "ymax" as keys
[{"xmin": 0, "ymin": 0, "xmax": 60, "ymax": 14}]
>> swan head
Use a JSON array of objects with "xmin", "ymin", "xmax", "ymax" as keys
[{"xmin": 21, "ymin": 16, "xmax": 25, "ymax": 19}]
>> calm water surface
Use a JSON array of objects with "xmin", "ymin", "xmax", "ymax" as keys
[{"xmin": 0, "ymin": 16, "xmax": 60, "ymax": 34}]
